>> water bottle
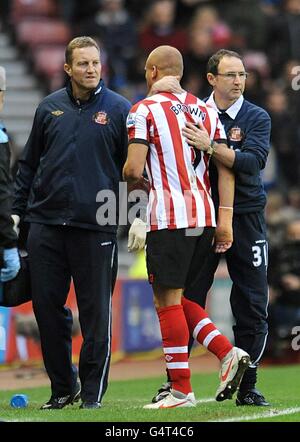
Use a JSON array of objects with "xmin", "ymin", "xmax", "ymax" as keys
[{"xmin": 10, "ymin": 394, "xmax": 28, "ymax": 408}]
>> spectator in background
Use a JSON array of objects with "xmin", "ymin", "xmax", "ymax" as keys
[
  {"xmin": 265, "ymin": 188, "xmax": 300, "ymax": 256},
  {"xmin": 267, "ymin": 217, "xmax": 300, "ymax": 360},
  {"xmin": 243, "ymin": 68, "xmax": 267, "ymax": 107},
  {"xmin": 79, "ymin": 0, "xmax": 137, "ymax": 90},
  {"xmin": 266, "ymin": 0, "xmax": 300, "ymax": 78},
  {"xmin": 182, "ymin": 26, "xmax": 213, "ymax": 97},
  {"xmin": 197, "ymin": 6, "xmax": 232, "ymax": 50},
  {"xmin": 125, "ymin": 0, "xmax": 153, "ymax": 18},
  {"xmin": 139, "ymin": 0, "xmax": 188, "ymax": 53},
  {"xmin": 176, "ymin": 0, "xmax": 207, "ymax": 25},
  {"xmin": 282, "ymin": 59, "xmax": 300, "ymax": 125},
  {"xmin": 177, "ymin": 0, "xmax": 217, "ymax": 20},
  {"xmin": 183, "ymin": 5, "xmax": 232, "ymax": 97},
  {"xmin": 0, "ymin": 1, "xmax": 11, "ymax": 23},
  {"xmin": 261, "ymin": 0, "xmax": 283, "ymax": 16},
  {"xmin": 221, "ymin": 0, "xmax": 267, "ymax": 52},
  {"xmin": 56, "ymin": 0, "xmax": 79, "ymax": 24},
  {"xmin": 0, "ymin": 66, "xmax": 20, "ymax": 290},
  {"xmin": 125, "ymin": 50, "xmax": 149, "ymax": 102},
  {"xmin": 287, "ymin": 188, "xmax": 300, "ymax": 210},
  {"xmin": 12, "ymin": 37, "xmax": 131, "ymax": 410},
  {"xmin": 265, "ymin": 190, "xmax": 287, "ymax": 248},
  {"xmin": 56, "ymin": 0, "xmax": 99, "ymax": 26},
  {"xmin": 265, "ymin": 85, "xmax": 300, "ymax": 187}
]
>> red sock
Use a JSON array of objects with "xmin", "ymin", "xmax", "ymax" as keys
[
  {"xmin": 157, "ymin": 304, "xmax": 192, "ymax": 395},
  {"xmin": 182, "ymin": 297, "xmax": 232, "ymax": 360}
]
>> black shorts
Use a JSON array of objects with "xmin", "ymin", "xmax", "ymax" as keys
[{"xmin": 146, "ymin": 227, "xmax": 215, "ymax": 288}]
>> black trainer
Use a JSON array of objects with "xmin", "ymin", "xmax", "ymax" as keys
[
  {"xmin": 41, "ymin": 381, "xmax": 81, "ymax": 410},
  {"xmin": 151, "ymin": 381, "xmax": 171, "ymax": 403},
  {"xmin": 236, "ymin": 388, "xmax": 270, "ymax": 406},
  {"xmin": 80, "ymin": 401, "xmax": 101, "ymax": 409}
]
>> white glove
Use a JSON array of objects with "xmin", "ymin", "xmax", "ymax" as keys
[
  {"xmin": 11, "ymin": 214, "xmax": 20, "ymax": 236},
  {"xmin": 128, "ymin": 218, "xmax": 147, "ymax": 252}
]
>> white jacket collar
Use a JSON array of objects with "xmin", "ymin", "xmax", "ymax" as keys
[{"xmin": 206, "ymin": 93, "xmax": 244, "ymax": 119}]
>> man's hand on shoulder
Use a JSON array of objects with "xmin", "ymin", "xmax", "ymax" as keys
[{"xmin": 149, "ymin": 76, "xmax": 183, "ymax": 96}]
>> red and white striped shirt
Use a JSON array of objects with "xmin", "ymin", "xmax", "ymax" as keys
[{"xmin": 127, "ymin": 91, "xmax": 226, "ymax": 231}]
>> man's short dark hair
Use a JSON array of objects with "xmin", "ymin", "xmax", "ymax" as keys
[
  {"xmin": 65, "ymin": 36, "xmax": 100, "ymax": 65},
  {"xmin": 207, "ymin": 49, "xmax": 243, "ymax": 75}
]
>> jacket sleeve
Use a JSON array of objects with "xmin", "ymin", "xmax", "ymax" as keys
[
  {"xmin": 118, "ymin": 100, "xmax": 131, "ymax": 170},
  {"xmin": 0, "ymin": 139, "xmax": 17, "ymax": 248},
  {"xmin": 12, "ymin": 106, "xmax": 44, "ymax": 218},
  {"xmin": 233, "ymin": 112, "xmax": 271, "ymax": 176}
]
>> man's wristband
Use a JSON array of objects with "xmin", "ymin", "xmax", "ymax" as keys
[
  {"xmin": 207, "ymin": 140, "xmax": 217, "ymax": 156},
  {"xmin": 219, "ymin": 206, "xmax": 233, "ymax": 210}
]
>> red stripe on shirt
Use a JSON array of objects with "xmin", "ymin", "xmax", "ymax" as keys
[
  {"xmin": 151, "ymin": 120, "xmax": 176, "ymax": 229},
  {"xmin": 161, "ymin": 101, "xmax": 197, "ymax": 228}
]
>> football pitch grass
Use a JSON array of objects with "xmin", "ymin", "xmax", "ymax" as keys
[{"xmin": 0, "ymin": 364, "xmax": 299, "ymax": 422}]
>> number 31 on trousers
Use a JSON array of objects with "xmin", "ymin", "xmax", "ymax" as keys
[{"xmin": 252, "ymin": 243, "xmax": 268, "ymax": 267}]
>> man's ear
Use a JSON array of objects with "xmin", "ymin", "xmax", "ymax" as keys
[
  {"xmin": 207, "ymin": 72, "xmax": 216, "ymax": 87},
  {"xmin": 152, "ymin": 65, "xmax": 158, "ymax": 80},
  {"xmin": 64, "ymin": 63, "xmax": 72, "ymax": 78}
]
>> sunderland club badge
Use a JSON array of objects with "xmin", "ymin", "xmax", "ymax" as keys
[
  {"xmin": 228, "ymin": 126, "xmax": 244, "ymax": 142},
  {"xmin": 93, "ymin": 111, "xmax": 109, "ymax": 125}
]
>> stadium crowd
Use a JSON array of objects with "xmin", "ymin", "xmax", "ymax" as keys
[{"xmin": 1, "ymin": 0, "xmax": 300, "ymax": 362}]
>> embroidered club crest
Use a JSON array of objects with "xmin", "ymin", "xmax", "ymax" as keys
[
  {"xmin": 228, "ymin": 126, "xmax": 243, "ymax": 142},
  {"xmin": 94, "ymin": 111, "xmax": 109, "ymax": 125}
]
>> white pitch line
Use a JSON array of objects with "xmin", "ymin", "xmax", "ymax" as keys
[
  {"xmin": 4, "ymin": 418, "xmax": 45, "ymax": 422},
  {"xmin": 209, "ymin": 407, "xmax": 300, "ymax": 422},
  {"xmin": 196, "ymin": 398, "xmax": 215, "ymax": 404}
]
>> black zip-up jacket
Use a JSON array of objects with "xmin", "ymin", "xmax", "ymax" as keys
[
  {"xmin": 205, "ymin": 95, "xmax": 271, "ymax": 214},
  {"xmin": 13, "ymin": 80, "xmax": 131, "ymax": 233},
  {"xmin": 0, "ymin": 122, "xmax": 17, "ymax": 248}
]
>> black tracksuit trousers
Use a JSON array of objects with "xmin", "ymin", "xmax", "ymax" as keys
[
  {"xmin": 27, "ymin": 223, "xmax": 118, "ymax": 403},
  {"xmin": 185, "ymin": 211, "xmax": 269, "ymax": 390}
]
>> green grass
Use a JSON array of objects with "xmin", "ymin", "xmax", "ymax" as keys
[{"xmin": 0, "ymin": 365, "xmax": 299, "ymax": 422}]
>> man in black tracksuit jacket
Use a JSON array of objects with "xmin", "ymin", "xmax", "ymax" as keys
[
  {"xmin": 183, "ymin": 50, "xmax": 271, "ymax": 406},
  {"xmin": 12, "ymin": 37, "xmax": 131, "ymax": 409},
  {"xmin": 0, "ymin": 124, "xmax": 17, "ymax": 253},
  {"xmin": 0, "ymin": 66, "xmax": 20, "ymax": 293},
  {"xmin": 0, "ymin": 122, "xmax": 16, "ymax": 247}
]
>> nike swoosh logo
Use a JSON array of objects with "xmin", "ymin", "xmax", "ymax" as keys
[
  {"xmin": 160, "ymin": 400, "xmax": 188, "ymax": 408},
  {"xmin": 221, "ymin": 357, "xmax": 234, "ymax": 382}
]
